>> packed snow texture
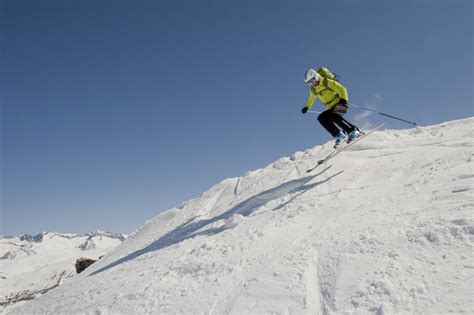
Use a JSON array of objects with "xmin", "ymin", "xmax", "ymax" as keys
[
  {"xmin": 6, "ymin": 118, "xmax": 474, "ymax": 314},
  {"xmin": 0, "ymin": 231, "xmax": 125, "ymax": 312}
]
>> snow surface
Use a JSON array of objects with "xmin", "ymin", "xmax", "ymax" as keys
[
  {"xmin": 0, "ymin": 231, "xmax": 125, "ymax": 312},
  {"xmin": 6, "ymin": 118, "xmax": 474, "ymax": 314}
]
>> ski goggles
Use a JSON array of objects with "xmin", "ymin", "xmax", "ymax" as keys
[{"xmin": 306, "ymin": 77, "xmax": 318, "ymax": 85}]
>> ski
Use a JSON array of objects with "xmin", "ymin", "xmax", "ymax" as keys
[{"xmin": 306, "ymin": 123, "xmax": 385, "ymax": 173}]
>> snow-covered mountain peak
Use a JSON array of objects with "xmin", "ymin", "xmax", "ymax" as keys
[
  {"xmin": 6, "ymin": 117, "xmax": 474, "ymax": 314},
  {"xmin": 16, "ymin": 231, "xmax": 76, "ymax": 243},
  {"xmin": 86, "ymin": 230, "xmax": 127, "ymax": 241}
]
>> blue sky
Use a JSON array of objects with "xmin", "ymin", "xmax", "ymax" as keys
[{"xmin": 2, "ymin": 0, "xmax": 472, "ymax": 236}]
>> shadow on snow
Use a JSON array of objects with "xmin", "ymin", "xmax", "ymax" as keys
[{"xmin": 89, "ymin": 166, "xmax": 342, "ymax": 276}]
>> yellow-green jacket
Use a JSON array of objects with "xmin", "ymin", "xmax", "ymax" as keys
[{"xmin": 304, "ymin": 78, "xmax": 349, "ymax": 110}]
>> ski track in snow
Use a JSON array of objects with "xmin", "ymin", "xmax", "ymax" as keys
[{"xmin": 5, "ymin": 118, "xmax": 474, "ymax": 314}]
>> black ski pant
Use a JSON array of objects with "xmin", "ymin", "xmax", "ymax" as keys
[{"xmin": 317, "ymin": 103, "xmax": 357, "ymax": 137}]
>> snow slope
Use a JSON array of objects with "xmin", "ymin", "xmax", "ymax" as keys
[
  {"xmin": 0, "ymin": 231, "xmax": 125, "ymax": 312},
  {"xmin": 8, "ymin": 118, "xmax": 474, "ymax": 314}
]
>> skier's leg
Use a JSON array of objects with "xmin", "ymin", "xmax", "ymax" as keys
[
  {"xmin": 334, "ymin": 115, "xmax": 357, "ymax": 134},
  {"xmin": 317, "ymin": 110, "xmax": 340, "ymax": 137},
  {"xmin": 331, "ymin": 104, "xmax": 358, "ymax": 134}
]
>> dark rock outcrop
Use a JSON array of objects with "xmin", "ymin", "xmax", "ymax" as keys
[{"xmin": 75, "ymin": 258, "xmax": 97, "ymax": 274}]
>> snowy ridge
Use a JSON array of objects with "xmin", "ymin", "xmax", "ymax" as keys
[
  {"xmin": 7, "ymin": 118, "xmax": 474, "ymax": 314},
  {"xmin": 1, "ymin": 231, "xmax": 127, "ymax": 244}
]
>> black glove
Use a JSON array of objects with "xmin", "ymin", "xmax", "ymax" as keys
[{"xmin": 301, "ymin": 106, "xmax": 309, "ymax": 114}]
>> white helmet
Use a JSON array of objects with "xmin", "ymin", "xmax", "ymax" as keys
[{"xmin": 304, "ymin": 68, "xmax": 320, "ymax": 84}]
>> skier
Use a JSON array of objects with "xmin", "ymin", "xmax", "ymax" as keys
[{"xmin": 301, "ymin": 67, "xmax": 360, "ymax": 148}]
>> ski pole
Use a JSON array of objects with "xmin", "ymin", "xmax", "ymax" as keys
[{"xmin": 349, "ymin": 103, "xmax": 418, "ymax": 126}]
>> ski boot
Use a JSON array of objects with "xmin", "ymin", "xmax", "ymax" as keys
[
  {"xmin": 334, "ymin": 131, "xmax": 348, "ymax": 149},
  {"xmin": 347, "ymin": 129, "xmax": 360, "ymax": 143}
]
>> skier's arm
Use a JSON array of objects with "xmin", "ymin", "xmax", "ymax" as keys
[
  {"xmin": 304, "ymin": 89, "xmax": 317, "ymax": 110},
  {"xmin": 324, "ymin": 79, "xmax": 349, "ymax": 101}
]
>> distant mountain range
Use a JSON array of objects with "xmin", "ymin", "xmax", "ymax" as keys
[
  {"xmin": 1, "ymin": 230, "xmax": 127, "ymax": 243},
  {"xmin": 0, "ymin": 230, "xmax": 126, "ymax": 311}
]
